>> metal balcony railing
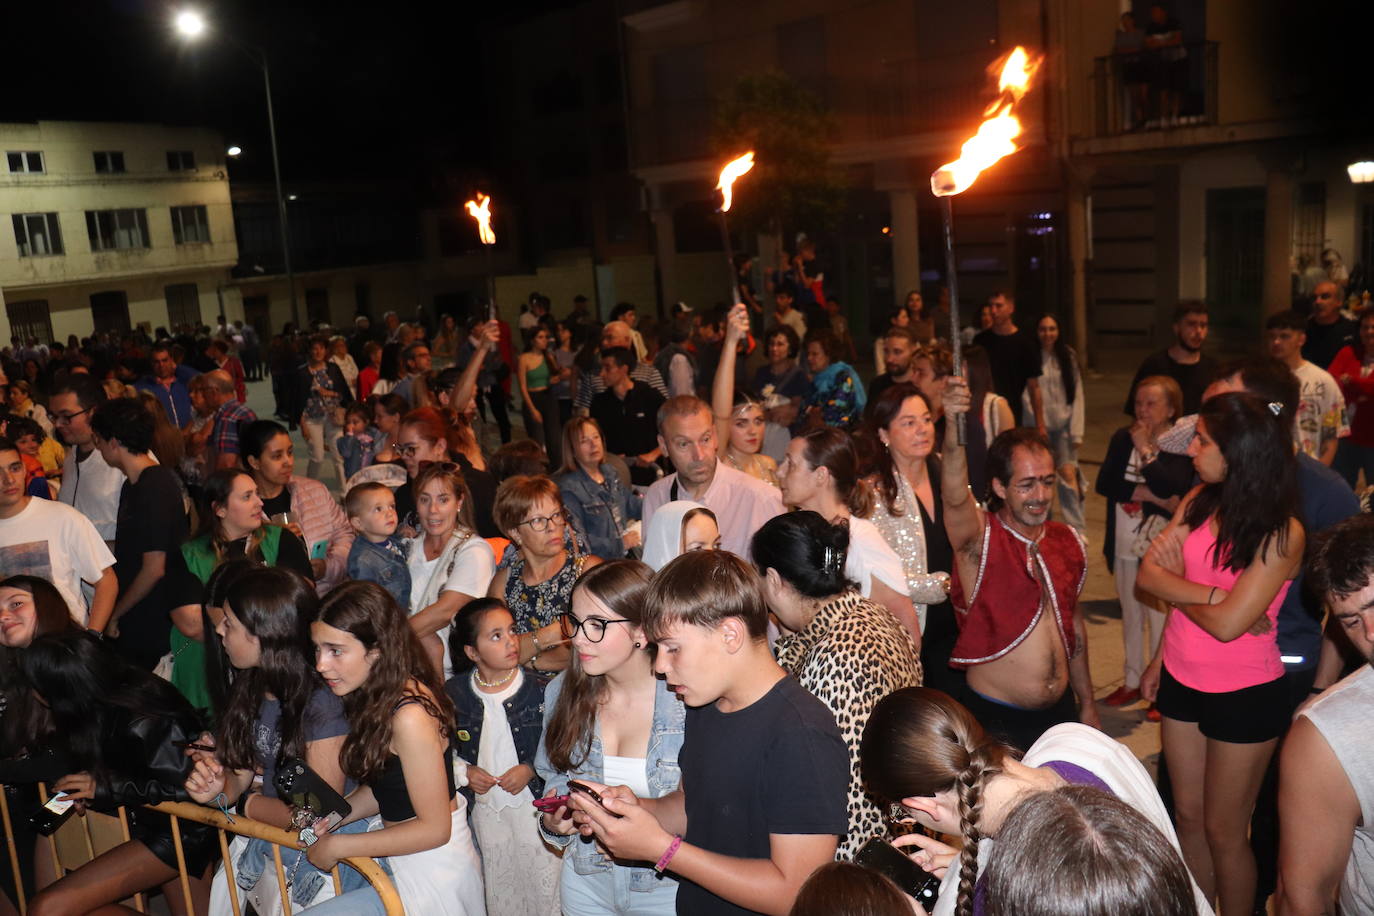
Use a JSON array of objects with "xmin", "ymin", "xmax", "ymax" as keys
[{"xmin": 1092, "ymin": 41, "xmax": 1219, "ymax": 137}]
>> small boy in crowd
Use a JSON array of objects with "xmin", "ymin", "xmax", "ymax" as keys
[
  {"xmin": 335, "ymin": 401, "xmax": 378, "ymax": 483},
  {"xmin": 345, "ymin": 481, "xmax": 411, "ymax": 609}
]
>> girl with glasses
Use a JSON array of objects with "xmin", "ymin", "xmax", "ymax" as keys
[
  {"xmin": 534, "ymin": 560, "xmax": 683, "ymax": 916},
  {"xmin": 489, "ymin": 475, "xmax": 603, "ymax": 674},
  {"xmin": 445, "ymin": 599, "xmax": 561, "ymax": 916}
]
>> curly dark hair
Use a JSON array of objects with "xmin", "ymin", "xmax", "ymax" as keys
[{"xmin": 316, "ymin": 581, "xmax": 455, "ymax": 784}]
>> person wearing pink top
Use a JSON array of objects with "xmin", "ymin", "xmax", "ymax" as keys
[{"xmin": 1138, "ymin": 392, "xmax": 1304, "ymax": 916}]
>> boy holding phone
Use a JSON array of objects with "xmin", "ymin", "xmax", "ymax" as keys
[{"xmin": 569, "ymin": 550, "xmax": 849, "ymax": 915}]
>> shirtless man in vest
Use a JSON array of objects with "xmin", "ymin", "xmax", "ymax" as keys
[{"xmin": 940, "ymin": 376, "xmax": 1099, "ymax": 751}]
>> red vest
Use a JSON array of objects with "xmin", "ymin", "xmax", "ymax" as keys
[{"xmin": 949, "ymin": 513, "xmax": 1086, "ymax": 668}]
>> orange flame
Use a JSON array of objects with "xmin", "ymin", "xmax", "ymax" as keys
[
  {"xmin": 716, "ymin": 152, "xmax": 755, "ymax": 212},
  {"xmin": 465, "ymin": 192, "xmax": 495, "ymax": 245},
  {"xmin": 933, "ymin": 46, "xmax": 1041, "ymax": 197}
]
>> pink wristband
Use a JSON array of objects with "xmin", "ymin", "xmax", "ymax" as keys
[{"xmin": 655, "ymin": 834, "xmax": 683, "ymax": 873}]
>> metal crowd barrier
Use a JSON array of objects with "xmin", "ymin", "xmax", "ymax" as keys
[{"xmin": 0, "ymin": 784, "xmax": 403, "ymax": 915}]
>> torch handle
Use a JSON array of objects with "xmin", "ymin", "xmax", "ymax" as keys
[
  {"xmin": 940, "ymin": 196, "xmax": 966, "ymax": 446},
  {"xmin": 718, "ymin": 212, "xmax": 742, "ymax": 307}
]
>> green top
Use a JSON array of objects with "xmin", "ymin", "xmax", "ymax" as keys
[
  {"xmin": 171, "ymin": 526, "xmax": 283, "ymax": 712},
  {"xmin": 525, "ymin": 357, "xmax": 551, "ymax": 391}
]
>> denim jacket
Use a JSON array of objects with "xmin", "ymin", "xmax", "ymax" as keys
[
  {"xmin": 446, "ymin": 669, "xmax": 549, "ymax": 804},
  {"xmin": 534, "ymin": 672, "xmax": 685, "ymax": 891},
  {"xmin": 556, "ymin": 465, "xmax": 642, "ymax": 561},
  {"xmin": 346, "ymin": 535, "xmax": 411, "ymax": 610}
]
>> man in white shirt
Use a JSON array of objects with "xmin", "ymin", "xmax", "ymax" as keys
[
  {"xmin": 0, "ymin": 437, "xmax": 117, "ymax": 630},
  {"xmin": 50, "ymin": 374, "xmax": 124, "ymax": 544},
  {"xmin": 642, "ymin": 396, "xmax": 784, "ymax": 558},
  {"xmin": 1267, "ymin": 309, "xmax": 1349, "ymax": 466}
]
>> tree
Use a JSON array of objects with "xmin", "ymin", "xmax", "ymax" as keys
[{"xmin": 711, "ymin": 72, "xmax": 847, "ymax": 241}]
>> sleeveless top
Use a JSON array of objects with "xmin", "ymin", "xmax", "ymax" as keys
[
  {"xmin": 1160, "ymin": 521, "xmax": 1288, "ymax": 692},
  {"xmin": 949, "ymin": 514, "xmax": 1085, "ymax": 668},
  {"xmin": 525, "ymin": 358, "xmax": 551, "ymax": 390},
  {"xmin": 1299, "ymin": 667, "xmax": 1374, "ymax": 912},
  {"xmin": 502, "ymin": 546, "xmax": 589, "ymax": 634},
  {"xmin": 373, "ymin": 696, "xmax": 459, "ymax": 822}
]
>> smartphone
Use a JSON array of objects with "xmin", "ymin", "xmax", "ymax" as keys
[
  {"xmin": 310, "ymin": 539, "xmax": 329, "ymax": 561},
  {"xmin": 30, "ymin": 791, "xmax": 76, "ymax": 837},
  {"xmin": 853, "ymin": 837, "xmax": 940, "ymax": 910},
  {"xmin": 567, "ymin": 780, "xmax": 623, "ymax": 819},
  {"xmin": 532, "ymin": 793, "xmax": 570, "ymax": 814}
]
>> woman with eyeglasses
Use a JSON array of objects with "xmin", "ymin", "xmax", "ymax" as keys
[
  {"xmin": 489, "ymin": 475, "xmax": 604, "ymax": 675},
  {"xmin": 534, "ymin": 560, "xmax": 683, "ymax": 916},
  {"xmin": 405, "ymin": 461, "xmax": 496, "ymax": 678}
]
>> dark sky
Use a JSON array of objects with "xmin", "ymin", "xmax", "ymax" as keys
[{"xmin": 9, "ymin": 0, "xmax": 583, "ymax": 182}]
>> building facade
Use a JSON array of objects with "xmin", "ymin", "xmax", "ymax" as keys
[{"xmin": 0, "ymin": 120, "xmax": 242, "ymax": 345}]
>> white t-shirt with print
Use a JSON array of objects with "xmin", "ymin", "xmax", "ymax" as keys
[
  {"xmin": 406, "ymin": 533, "xmax": 496, "ymax": 677},
  {"xmin": 1293, "ymin": 360, "xmax": 1349, "ymax": 460},
  {"xmin": 0, "ymin": 497, "xmax": 116, "ymax": 625}
]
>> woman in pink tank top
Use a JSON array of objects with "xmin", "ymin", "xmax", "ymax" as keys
[{"xmin": 1137, "ymin": 391, "xmax": 1304, "ymax": 916}]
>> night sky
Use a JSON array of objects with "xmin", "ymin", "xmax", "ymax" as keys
[{"xmin": 9, "ymin": 0, "xmax": 584, "ymax": 182}]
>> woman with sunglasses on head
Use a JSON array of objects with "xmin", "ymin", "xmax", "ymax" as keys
[
  {"xmin": 534, "ymin": 560, "xmax": 683, "ymax": 916},
  {"xmin": 304, "ymin": 581, "xmax": 485, "ymax": 916},
  {"xmin": 489, "ymin": 475, "xmax": 603, "ymax": 675},
  {"xmin": 445, "ymin": 598, "xmax": 562, "ymax": 916},
  {"xmin": 405, "ymin": 461, "xmax": 496, "ymax": 678}
]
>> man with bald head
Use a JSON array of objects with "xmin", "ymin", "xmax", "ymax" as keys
[
  {"xmin": 574, "ymin": 319, "xmax": 669, "ymax": 412},
  {"xmin": 1304, "ymin": 280, "xmax": 1357, "ymax": 370},
  {"xmin": 204, "ymin": 369, "xmax": 258, "ymax": 469}
]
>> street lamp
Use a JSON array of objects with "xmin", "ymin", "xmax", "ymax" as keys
[
  {"xmin": 176, "ymin": 9, "xmax": 301, "ymax": 330},
  {"xmin": 226, "ymin": 145, "xmax": 242, "ymax": 157},
  {"xmin": 1348, "ymin": 161, "xmax": 1374, "ymax": 184}
]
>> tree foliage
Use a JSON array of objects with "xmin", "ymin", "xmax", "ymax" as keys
[{"xmin": 711, "ymin": 72, "xmax": 847, "ymax": 239}]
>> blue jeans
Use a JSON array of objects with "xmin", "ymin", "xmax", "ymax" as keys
[
  {"xmin": 1046, "ymin": 425, "xmax": 1086, "ymax": 534},
  {"xmin": 559, "ymin": 855, "xmax": 679, "ymax": 916},
  {"xmin": 305, "ymin": 884, "xmax": 390, "ymax": 916}
]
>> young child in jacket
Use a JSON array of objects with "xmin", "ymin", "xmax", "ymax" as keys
[
  {"xmin": 335, "ymin": 401, "xmax": 379, "ymax": 483},
  {"xmin": 344, "ymin": 481, "xmax": 411, "ymax": 609}
]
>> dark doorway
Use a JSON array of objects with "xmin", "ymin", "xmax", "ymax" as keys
[
  {"xmin": 1205, "ymin": 187, "xmax": 1265, "ymax": 340},
  {"xmin": 90, "ymin": 290, "xmax": 131, "ymax": 335},
  {"xmin": 305, "ymin": 288, "xmax": 330, "ymax": 328},
  {"xmin": 1014, "ymin": 210, "xmax": 1063, "ymax": 329},
  {"xmin": 243, "ymin": 295, "xmax": 271, "ymax": 338}
]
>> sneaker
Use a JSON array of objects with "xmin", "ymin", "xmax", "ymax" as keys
[
  {"xmin": 1103, "ymin": 686, "xmax": 1141, "ymax": 707},
  {"xmin": 1146, "ymin": 704, "xmax": 1162, "ymax": 723}
]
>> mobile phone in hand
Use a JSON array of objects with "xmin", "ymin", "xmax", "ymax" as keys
[
  {"xmin": 532, "ymin": 793, "xmax": 570, "ymax": 814},
  {"xmin": 30, "ymin": 791, "xmax": 76, "ymax": 836},
  {"xmin": 854, "ymin": 837, "xmax": 940, "ymax": 911},
  {"xmin": 567, "ymin": 780, "xmax": 624, "ymax": 819}
]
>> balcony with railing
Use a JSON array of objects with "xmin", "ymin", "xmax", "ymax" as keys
[{"xmin": 1092, "ymin": 41, "xmax": 1219, "ymax": 137}]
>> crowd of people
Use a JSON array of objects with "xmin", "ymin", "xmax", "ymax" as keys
[{"xmin": 0, "ymin": 274, "xmax": 1371, "ymax": 916}]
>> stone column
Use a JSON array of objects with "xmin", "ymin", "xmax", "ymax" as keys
[
  {"xmin": 1262, "ymin": 166, "xmax": 1295, "ymax": 318},
  {"xmin": 888, "ymin": 189, "xmax": 920, "ymax": 310},
  {"xmin": 648, "ymin": 193, "xmax": 678, "ymax": 314}
]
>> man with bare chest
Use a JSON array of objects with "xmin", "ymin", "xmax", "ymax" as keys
[{"xmin": 940, "ymin": 376, "xmax": 1099, "ymax": 750}]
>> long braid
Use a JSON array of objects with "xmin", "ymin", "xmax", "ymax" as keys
[{"xmin": 954, "ymin": 747, "xmax": 998, "ymax": 916}]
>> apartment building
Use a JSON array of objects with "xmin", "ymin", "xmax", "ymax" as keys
[{"xmin": 0, "ymin": 120, "xmax": 241, "ymax": 345}]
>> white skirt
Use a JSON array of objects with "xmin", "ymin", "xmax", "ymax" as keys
[
  {"xmin": 472, "ymin": 799, "xmax": 561, "ymax": 916},
  {"xmin": 387, "ymin": 803, "xmax": 487, "ymax": 916}
]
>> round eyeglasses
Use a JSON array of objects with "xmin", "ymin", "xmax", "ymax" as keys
[{"xmin": 559, "ymin": 613, "xmax": 632, "ymax": 643}]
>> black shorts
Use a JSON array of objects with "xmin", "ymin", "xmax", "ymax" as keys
[
  {"xmin": 954, "ymin": 682, "xmax": 1078, "ymax": 753},
  {"xmin": 1155, "ymin": 665, "xmax": 1289, "ymax": 743}
]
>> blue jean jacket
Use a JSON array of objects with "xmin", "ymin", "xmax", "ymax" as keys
[
  {"xmin": 446, "ymin": 669, "xmax": 549, "ymax": 804},
  {"xmin": 534, "ymin": 673, "xmax": 684, "ymax": 891},
  {"xmin": 556, "ymin": 465, "xmax": 642, "ymax": 561},
  {"xmin": 346, "ymin": 536, "xmax": 411, "ymax": 609}
]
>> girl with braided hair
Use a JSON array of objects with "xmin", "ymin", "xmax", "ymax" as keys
[{"xmin": 859, "ymin": 687, "xmax": 1210, "ymax": 916}]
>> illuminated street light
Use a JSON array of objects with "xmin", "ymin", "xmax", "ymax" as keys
[
  {"xmin": 175, "ymin": 8, "xmax": 300, "ymax": 329},
  {"xmin": 226, "ymin": 146, "xmax": 242, "ymax": 157},
  {"xmin": 1348, "ymin": 161, "xmax": 1374, "ymax": 184},
  {"xmin": 174, "ymin": 9, "xmax": 205, "ymax": 37}
]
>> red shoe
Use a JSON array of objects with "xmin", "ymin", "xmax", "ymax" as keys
[
  {"xmin": 1103, "ymin": 686, "xmax": 1141, "ymax": 707},
  {"xmin": 1146, "ymin": 705, "xmax": 1161, "ymax": 722}
]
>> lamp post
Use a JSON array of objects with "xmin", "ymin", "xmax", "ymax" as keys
[{"xmin": 176, "ymin": 9, "xmax": 301, "ymax": 331}]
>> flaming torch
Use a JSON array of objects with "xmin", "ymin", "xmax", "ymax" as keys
[
  {"xmin": 716, "ymin": 152, "xmax": 755, "ymax": 306},
  {"xmin": 932, "ymin": 46, "xmax": 1040, "ymax": 443},
  {"xmin": 466, "ymin": 192, "xmax": 497, "ymax": 317}
]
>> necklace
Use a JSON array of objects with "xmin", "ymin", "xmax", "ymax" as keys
[{"xmin": 474, "ymin": 667, "xmax": 517, "ymax": 689}]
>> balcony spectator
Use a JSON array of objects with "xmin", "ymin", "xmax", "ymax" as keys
[
  {"xmin": 1144, "ymin": 3, "xmax": 1187, "ymax": 127},
  {"xmin": 1114, "ymin": 11, "xmax": 1149, "ymax": 129}
]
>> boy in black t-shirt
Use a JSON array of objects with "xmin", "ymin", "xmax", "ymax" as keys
[{"xmin": 569, "ymin": 550, "xmax": 849, "ymax": 916}]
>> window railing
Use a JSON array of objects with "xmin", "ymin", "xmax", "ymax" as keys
[
  {"xmin": 1092, "ymin": 41, "xmax": 1219, "ymax": 137},
  {"xmin": 0, "ymin": 784, "xmax": 402, "ymax": 915}
]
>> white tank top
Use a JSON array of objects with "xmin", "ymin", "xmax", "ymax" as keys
[
  {"xmin": 601, "ymin": 755, "xmax": 650, "ymax": 798},
  {"xmin": 1300, "ymin": 665, "xmax": 1374, "ymax": 912}
]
